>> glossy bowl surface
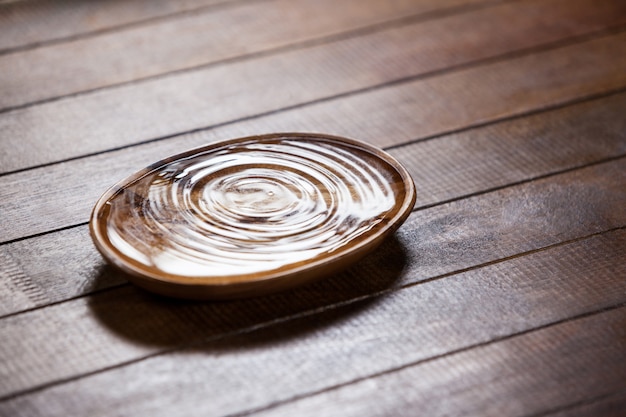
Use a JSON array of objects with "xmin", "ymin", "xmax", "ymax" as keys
[{"xmin": 90, "ymin": 133, "xmax": 416, "ymax": 299}]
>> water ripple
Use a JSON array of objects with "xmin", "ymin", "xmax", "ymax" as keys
[{"xmin": 94, "ymin": 134, "xmax": 412, "ymax": 282}]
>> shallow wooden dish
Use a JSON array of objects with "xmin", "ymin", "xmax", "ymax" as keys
[{"xmin": 90, "ymin": 133, "xmax": 416, "ymax": 299}]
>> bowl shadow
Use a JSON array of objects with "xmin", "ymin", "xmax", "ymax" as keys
[{"xmin": 87, "ymin": 235, "xmax": 409, "ymax": 351}]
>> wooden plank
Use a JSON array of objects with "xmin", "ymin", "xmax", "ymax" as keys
[
  {"xmin": 1, "ymin": 88, "xmax": 625, "ymax": 244},
  {"xmin": 0, "ymin": 227, "xmax": 117, "ymax": 316},
  {"xmin": 0, "ymin": 0, "xmax": 497, "ymax": 110},
  {"xmin": 392, "ymin": 95, "xmax": 626, "ymax": 208},
  {"xmin": 249, "ymin": 307, "xmax": 626, "ymax": 417},
  {"xmin": 546, "ymin": 390, "xmax": 626, "ymax": 417},
  {"xmin": 1, "ymin": 14, "xmax": 625, "ymax": 174},
  {"xmin": 1, "ymin": 227, "xmax": 624, "ymax": 414},
  {"xmin": 0, "ymin": 0, "xmax": 237, "ymax": 53},
  {"xmin": 3, "ymin": 0, "xmax": 625, "ymax": 111},
  {"xmin": 2, "ymin": 2, "xmax": 622, "ymax": 415},
  {"xmin": 0, "ymin": 158, "xmax": 624, "ymax": 400},
  {"xmin": 0, "ymin": 92, "xmax": 624, "ymax": 316}
]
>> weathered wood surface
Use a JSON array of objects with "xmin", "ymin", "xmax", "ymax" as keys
[
  {"xmin": 2, "ymin": 0, "xmax": 625, "ymax": 111},
  {"xmin": 1, "ymin": 0, "xmax": 625, "ymax": 416},
  {"xmin": 250, "ymin": 305, "xmax": 626, "ymax": 417},
  {"xmin": 1, "ymin": 229, "xmax": 625, "ymax": 415},
  {"xmin": 1, "ymin": 94, "xmax": 625, "ymax": 316},
  {"xmin": 0, "ymin": 0, "xmax": 494, "ymax": 110},
  {"xmin": 2, "ymin": 1, "xmax": 626, "ymax": 173},
  {"xmin": 0, "ymin": 0, "xmax": 237, "ymax": 53},
  {"xmin": 2, "ymin": 89, "xmax": 626, "ymax": 243},
  {"xmin": 548, "ymin": 391, "xmax": 626, "ymax": 417},
  {"xmin": 1, "ymin": 158, "xmax": 625, "ymax": 400}
]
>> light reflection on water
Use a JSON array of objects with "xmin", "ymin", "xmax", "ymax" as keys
[{"xmin": 104, "ymin": 137, "xmax": 399, "ymax": 278}]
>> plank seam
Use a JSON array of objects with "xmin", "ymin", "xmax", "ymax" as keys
[
  {"xmin": 383, "ymin": 87, "xmax": 626, "ymax": 151},
  {"xmin": 0, "ymin": 225, "xmax": 623, "ymax": 402},
  {"xmin": 0, "ymin": 0, "xmax": 514, "ymax": 114},
  {"xmin": 225, "ymin": 302, "xmax": 626, "ymax": 417},
  {"xmin": 0, "ymin": 153, "xmax": 622, "ymax": 323},
  {"xmin": 1, "ymin": 24, "xmax": 625, "ymax": 178},
  {"xmin": 0, "ymin": 0, "xmax": 269, "ymax": 56},
  {"xmin": 0, "ymin": 222, "xmax": 88, "ymax": 246},
  {"xmin": 413, "ymin": 153, "xmax": 626, "ymax": 211},
  {"xmin": 2, "ymin": 151, "xmax": 625, "ymax": 248},
  {"xmin": 526, "ymin": 388, "xmax": 626, "ymax": 417},
  {"xmin": 0, "ymin": 281, "xmax": 127, "ymax": 321}
]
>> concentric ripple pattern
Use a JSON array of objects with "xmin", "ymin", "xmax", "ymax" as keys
[{"xmin": 102, "ymin": 137, "xmax": 402, "ymax": 278}]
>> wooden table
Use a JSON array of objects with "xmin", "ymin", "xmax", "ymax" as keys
[{"xmin": 1, "ymin": 0, "xmax": 625, "ymax": 415}]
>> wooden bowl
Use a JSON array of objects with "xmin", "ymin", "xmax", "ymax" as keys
[{"xmin": 89, "ymin": 133, "xmax": 416, "ymax": 299}]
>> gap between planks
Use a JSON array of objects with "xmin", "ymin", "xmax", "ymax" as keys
[
  {"xmin": 2, "ymin": 10, "xmax": 626, "ymax": 173},
  {"xmin": 0, "ymin": 0, "xmax": 502, "ymax": 56},
  {"xmin": 1, "ymin": 0, "xmax": 620, "ymax": 412},
  {"xmin": 0, "ymin": 158, "xmax": 624, "ymax": 401},
  {"xmin": 0, "ymin": 0, "xmax": 256, "ymax": 55},
  {"xmin": 4, "ymin": 84, "xmax": 626, "ymax": 181},
  {"xmin": 2, "ymin": 87, "xmax": 626, "ymax": 244},
  {"xmin": 528, "ymin": 389, "xmax": 626, "ymax": 417},
  {"xmin": 0, "ymin": 0, "xmax": 511, "ymax": 112},
  {"xmin": 1, "ymin": 90, "xmax": 625, "ymax": 317},
  {"xmin": 233, "ymin": 303, "xmax": 626, "ymax": 417},
  {"xmin": 2, "ymin": 150, "xmax": 624, "ymax": 249},
  {"xmin": 1, "ymin": 228, "xmax": 625, "ymax": 413},
  {"xmin": 1, "ymin": 158, "xmax": 623, "ymax": 320}
]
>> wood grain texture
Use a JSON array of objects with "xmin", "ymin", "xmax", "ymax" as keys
[
  {"xmin": 547, "ymin": 390, "xmax": 626, "ymax": 417},
  {"xmin": 0, "ymin": 0, "xmax": 495, "ymax": 109},
  {"xmin": 0, "ymin": 227, "xmax": 123, "ymax": 317},
  {"xmin": 1, "ymin": 229, "xmax": 624, "ymax": 415},
  {"xmin": 0, "ymin": 0, "xmax": 236, "ymax": 53},
  {"xmin": 0, "ymin": 158, "xmax": 624, "ymax": 400},
  {"xmin": 250, "ymin": 306, "xmax": 626, "ymax": 417},
  {"xmin": 0, "ymin": 91, "xmax": 624, "ymax": 316},
  {"xmin": 2, "ymin": 87, "xmax": 625, "ymax": 244},
  {"xmin": 0, "ymin": 250, "xmax": 49, "ymax": 315},
  {"xmin": 1, "ymin": 1, "xmax": 625, "ymax": 414},
  {"xmin": 1, "ymin": 13, "xmax": 625, "ymax": 173}
]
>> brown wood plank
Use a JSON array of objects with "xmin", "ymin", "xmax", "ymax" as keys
[
  {"xmin": 0, "ymin": 0, "xmax": 497, "ymax": 110},
  {"xmin": 0, "ymin": 0, "xmax": 238, "ymax": 53},
  {"xmin": 249, "ymin": 307, "xmax": 626, "ymax": 417},
  {"xmin": 0, "ymin": 91, "xmax": 624, "ymax": 316},
  {"xmin": 391, "ymin": 96, "xmax": 626, "ymax": 208},
  {"xmin": 1, "ymin": 228, "xmax": 624, "ymax": 415},
  {"xmin": 0, "ymin": 158, "xmax": 624, "ymax": 400},
  {"xmin": 1, "ymin": 86, "xmax": 625, "ymax": 245},
  {"xmin": 547, "ymin": 390, "xmax": 626, "ymax": 417},
  {"xmin": 1, "ymin": 11, "xmax": 625, "ymax": 173},
  {"xmin": 2, "ymin": 1, "xmax": 623, "ymax": 415}
]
